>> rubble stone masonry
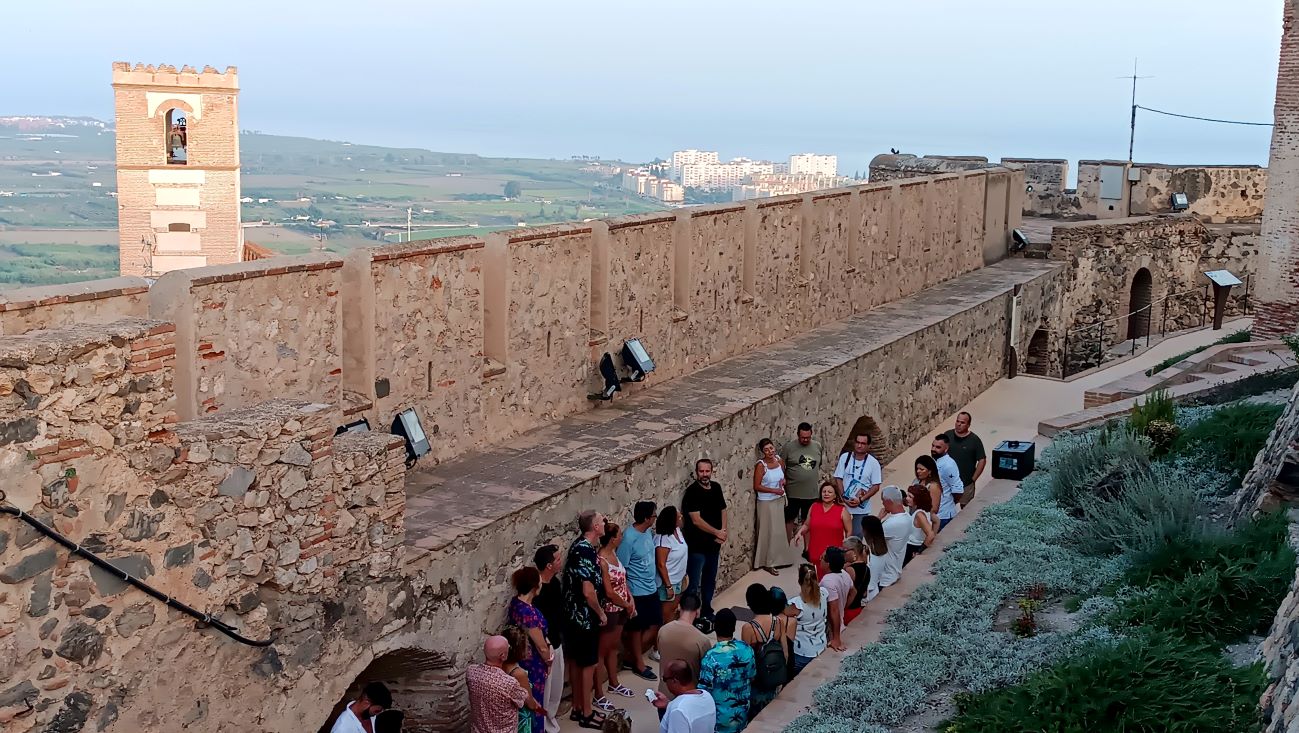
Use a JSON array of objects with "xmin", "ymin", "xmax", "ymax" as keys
[{"xmin": 0, "ymin": 166, "xmax": 1040, "ymax": 731}]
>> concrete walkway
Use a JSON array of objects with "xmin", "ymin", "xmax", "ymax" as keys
[{"xmin": 563, "ymin": 322, "xmax": 1245, "ymax": 733}]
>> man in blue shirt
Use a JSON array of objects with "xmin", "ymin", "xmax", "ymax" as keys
[{"xmin": 617, "ymin": 500, "xmax": 661, "ymax": 681}]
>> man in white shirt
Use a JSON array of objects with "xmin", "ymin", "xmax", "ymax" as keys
[
  {"xmin": 652, "ymin": 659, "xmax": 717, "ymax": 733},
  {"xmin": 833, "ymin": 433, "xmax": 882, "ymax": 538},
  {"xmin": 878, "ymin": 486, "xmax": 912, "ymax": 588},
  {"xmin": 932, "ymin": 434, "xmax": 965, "ymax": 531},
  {"xmin": 331, "ymin": 681, "xmax": 392, "ymax": 733}
]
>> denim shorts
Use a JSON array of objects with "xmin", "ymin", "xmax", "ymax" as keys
[{"xmin": 657, "ymin": 579, "xmax": 684, "ymax": 601}]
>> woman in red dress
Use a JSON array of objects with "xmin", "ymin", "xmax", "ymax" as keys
[{"xmin": 798, "ymin": 481, "xmax": 851, "ymax": 580}]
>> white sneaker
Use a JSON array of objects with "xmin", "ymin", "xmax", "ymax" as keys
[{"xmin": 648, "ymin": 649, "xmax": 660, "ymax": 662}]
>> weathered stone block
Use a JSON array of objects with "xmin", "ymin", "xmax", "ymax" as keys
[
  {"xmin": 45, "ymin": 690, "xmax": 93, "ymax": 733},
  {"xmin": 218, "ymin": 466, "xmax": 255, "ymax": 497},
  {"xmin": 164, "ymin": 542, "xmax": 194, "ymax": 568},
  {"xmin": 0, "ymin": 548, "xmax": 57, "ymax": 584},
  {"xmin": 0, "ymin": 417, "xmax": 37, "ymax": 446},
  {"xmin": 88, "ymin": 553, "xmax": 153, "ymax": 596},
  {"xmin": 278, "ymin": 468, "xmax": 308, "ymax": 498},
  {"xmin": 0, "ymin": 679, "xmax": 38, "ymax": 709},
  {"xmin": 55, "ymin": 622, "xmax": 105, "ymax": 666},
  {"xmin": 279, "ymin": 442, "xmax": 312, "ymax": 466},
  {"xmin": 29, "ymin": 571, "xmax": 51, "ymax": 617},
  {"xmin": 113, "ymin": 603, "xmax": 155, "ymax": 637}
]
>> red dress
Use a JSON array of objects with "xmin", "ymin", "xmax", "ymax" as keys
[{"xmin": 806, "ymin": 502, "xmax": 847, "ymax": 580}]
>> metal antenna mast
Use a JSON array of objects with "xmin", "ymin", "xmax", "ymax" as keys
[{"xmin": 1120, "ymin": 58, "xmax": 1155, "ymax": 162}]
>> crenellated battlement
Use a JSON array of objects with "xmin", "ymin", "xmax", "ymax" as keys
[{"xmin": 111, "ymin": 60, "xmax": 239, "ymax": 90}]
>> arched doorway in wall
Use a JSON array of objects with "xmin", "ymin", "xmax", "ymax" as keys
[
  {"xmin": 1025, "ymin": 329, "xmax": 1051, "ymax": 376},
  {"xmin": 1127, "ymin": 268, "xmax": 1153, "ymax": 340},
  {"xmin": 839, "ymin": 415, "xmax": 887, "ymax": 462},
  {"xmin": 318, "ymin": 649, "xmax": 468, "ymax": 733}
]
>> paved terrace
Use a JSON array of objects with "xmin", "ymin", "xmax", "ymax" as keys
[{"xmin": 402, "ymin": 258, "xmax": 1059, "ymax": 550}]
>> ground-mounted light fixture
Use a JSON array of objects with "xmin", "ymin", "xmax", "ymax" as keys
[
  {"xmin": 1171, "ymin": 192, "xmax": 1190, "ymax": 211},
  {"xmin": 621, "ymin": 338, "xmax": 656, "ymax": 382},
  {"xmin": 391, "ymin": 408, "xmax": 430, "ymax": 466},
  {"xmin": 1011, "ymin": 229, "xmax": 1029, "ymax": 252},
  {"xmin": 335, "ymin": 418, "xmax": 371, "ymax": 436},
  {"xmin": 588, "ymin": 353, "xmax": 622, "ymax": 401}
]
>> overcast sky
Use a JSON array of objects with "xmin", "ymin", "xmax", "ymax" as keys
[{"xmin": 2, "ymin": 1, "xmax": 1283, "ymax": 173}]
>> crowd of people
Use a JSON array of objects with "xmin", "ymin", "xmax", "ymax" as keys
[{"xmin": 453, "ymin": 413, "xmax": 987, "ymax": 733}]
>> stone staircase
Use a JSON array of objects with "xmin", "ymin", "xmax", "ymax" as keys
[{"xmin": 1041, "ymin": 341, "xmax": 1296, "ymax": 437}]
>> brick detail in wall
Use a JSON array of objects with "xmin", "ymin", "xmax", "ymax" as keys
[{"xmin": 1255, "ymin": 0, "xmax": 1299, "ymax": 339}]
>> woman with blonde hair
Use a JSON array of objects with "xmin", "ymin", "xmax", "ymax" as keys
[
  {"xmin": 842, "ymin": 521, "xmax": 886, "ymax": 623},
  {"xmin": 788, "ymin": 563, "xmax": 828, "ymax": 677}
]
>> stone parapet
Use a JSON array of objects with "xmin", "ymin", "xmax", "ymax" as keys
[{"xmin": 0, "ymin": 277, "xmax": 152, "ymax": 336}]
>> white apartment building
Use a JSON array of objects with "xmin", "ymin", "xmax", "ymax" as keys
[
  {"xmin": 789, "ymin": 153, "xmax": 838, "ymax": 177},
  {"xmin": 681, "ymin": 157, "xmax": 776, "ymax": 190},
  {"xmin": 670, "ymin": 149, "xmax": 720, "ymax": 183},
  {"xmin": 732, "ymin": 173, "xmax": 852, "ymax": 201},
  {"xmin": 622, "ymin": 167, "xmax": 683, "ymax": 203}
]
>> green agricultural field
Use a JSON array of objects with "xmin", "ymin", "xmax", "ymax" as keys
[{"xmin": 0, "ymin": 120, "xmax": 666, "ymax": 286}]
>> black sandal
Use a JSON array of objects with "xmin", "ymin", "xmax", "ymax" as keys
[{"xmin": 578, "ymin": 712, "xmax": 605, "ymax": 730}]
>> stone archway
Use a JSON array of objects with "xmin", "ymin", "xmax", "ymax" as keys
[
  {"xmin": 839, "ymin": 415, "xmax": 887, "ymax": 461},
  {"xmin": 1025, "ymin": 328, "xmax": 1051, "ymax": 376},
  {"xmin": 1127, "ymin": 268, "xmax": 1153, "ymax": 340},
  {"xmin": 319, "ymin": 648, "xmax": 468, "ymax": 733}
]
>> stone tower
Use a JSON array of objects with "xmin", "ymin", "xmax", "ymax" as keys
[
  {"xmin": 111, "ymin": 62, "xmax": 242, "ymax": 277},
  {"xmin": 1254, "ymin": 0, "xmax": 1299, "ymax": 338}
]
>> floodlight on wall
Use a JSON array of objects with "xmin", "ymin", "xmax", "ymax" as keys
[
  {"xmin": 1011, "ymin": 229, "xmax": 1029, "ymax": 252},
  {"xmin": 334, "ymin": 418, "xmax": 371, "ymax": 436},
  {"xmin": 1171, "ymin": 192, "xmax": 1190, "ymax": 211},
  {"xmin": 621, "ymin": 338, "xmax": 656, "ymax": 382},
  {"xmin": 391, "ymin": 409, "xmax": 430, "ymax": 466},
  {"xmin": 588, "ymin": 353, "xmax": 622, "ymax": 401}
]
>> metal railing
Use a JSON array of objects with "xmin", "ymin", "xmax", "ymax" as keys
[{"xmin": 1060, "ymin": 276, "xmax": 1251, "ymax": 376}]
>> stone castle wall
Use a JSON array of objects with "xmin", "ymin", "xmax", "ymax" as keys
[
  {"xmin": 0, "ymin": 317, "xmax": 408, "ymax": 732},
  {"xmin": 0, "ymin": 168, "xmax": 1034, "ymax": 731},
  {"xmin": 874, "ymin": 152, "xmax": 1268, "ymax": 223},
  {"xmin": 1020, "ymin": 215, "xmax": 1259, "ymax": 374},
  {"xmin": 0, "ymin": 168, "xmax": 1018, "ymax": 471},
  {"xmin": 0, "ymin": 279, "xmax": 151, "ymax": 337}
]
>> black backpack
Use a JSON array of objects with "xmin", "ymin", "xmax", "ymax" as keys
[{"xmin": 749, "ymin": 619, "xmax": 788, "ymax": 690}]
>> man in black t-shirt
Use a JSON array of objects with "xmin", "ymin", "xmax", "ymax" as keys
[
  {"xmin": 681, "ymin": 458, "xmax": 727, "ymax": 619},
  {"xmin": 533, "ymin": 544, "xmax": 566, "ymax": 732}
]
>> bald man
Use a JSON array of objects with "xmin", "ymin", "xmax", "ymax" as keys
[
  {"xmin": 651, "ymin": 659, "xmax": 716, "ymax": 733},
  {"xmin": 467, "ymin": 635, "xmax": 527, "ymax": 733}
]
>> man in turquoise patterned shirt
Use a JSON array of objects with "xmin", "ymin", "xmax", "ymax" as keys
[{"xmin": 699, "ymin": 609, "xmax": 756, "ymax": 733}]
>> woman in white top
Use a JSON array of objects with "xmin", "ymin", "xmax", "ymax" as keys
[
  {"xmin": 788, "ymin": 563, "xmax": 828, "ymax": 677},
  {"xmin": 904, "ymin": 484, "xmax": 937, "ymax": 566},
  {"xmin": 654, "ymin": 506, "xmax": 690, "ymax": 623},
  {"xmin": 753, "ymin": 438, "xmax": 797, "ymax": 575}
]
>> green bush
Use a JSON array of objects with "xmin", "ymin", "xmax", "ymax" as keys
[
  {"xmin": 943, "ymin": 631, "xmax": 1266, "ymax": 733},
  {"xmin": 1072, "ymin": 468, "xmax": 1209, "ymax": 557},
  {"xmin": 1108, "ymin": 512, "xmax": 1295, "ymax": 645},
  {"xmin": 1126, "ymin": 509, "xmax": 1290, "ymax": 587},
  {"xmin": 1047, "ymin": 428, "xmax": 1151, "ymax": 511},
  {"xmin": 1172, "ymin": 402, "xmax": 1284, "ymax": 479},
  {"xmin": 1129, "ymin": 388, "xmax": 1175, "ymax": 438}
]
